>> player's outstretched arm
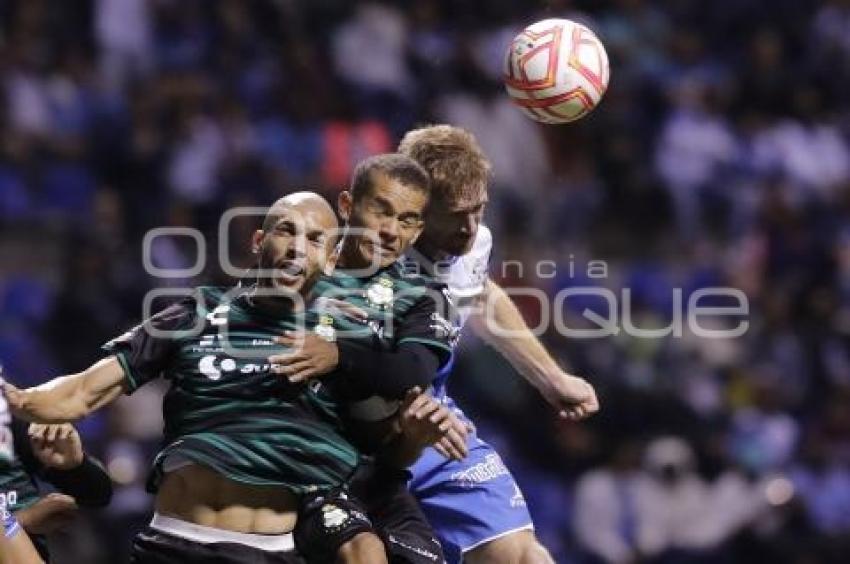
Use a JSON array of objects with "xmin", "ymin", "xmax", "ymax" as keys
[
  {"xmin": 3, "ymin": 357, "xmax": 128, "ymax": 423},
  {"xmin": 469, "ymin": 279, "xmax": 599, "ymax": 421}
]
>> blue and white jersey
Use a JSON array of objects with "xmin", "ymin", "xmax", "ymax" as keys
[
  {"xmin": 406, "ymin": 225, "xmax": 493, "ymax": 396},
  {"xmin": 406, "ymin": 226, "xmax": 535, "ymax": 561}
]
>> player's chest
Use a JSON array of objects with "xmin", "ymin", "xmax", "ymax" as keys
[
  {"xmin": 176, "ymin": 305, "xmax": 296, "ymax": 382},
  {"xmin": 322, "ymin": 276, "xmax": 423, "ymax": 340}
]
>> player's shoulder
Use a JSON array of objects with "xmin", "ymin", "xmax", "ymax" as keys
[
  {"xmin": 445, "ymin": 225, "xmax": 492, "ymax": 293},
  {"xmin": 471, "ymin": 224, "xmax": 493, "ymax": 259},
  {"xmin": 194, "ymin": 285, "xmax": 231, "ymax": 306},
  {"xmin": 150, "ymin": 285, "xmax": 231, "ymax": 327},
  {"xmin": 392, "ymin": 260, "xmax": 444, "ymax": 290},
  {"xmin": 193, "ymin": 285, "xmax": 253, "ymax": 313}
]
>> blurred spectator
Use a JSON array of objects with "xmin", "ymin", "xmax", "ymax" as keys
[
  {"xmin": 574, "ymin": 441, "xmax": 644, "ymax": 564},
  {"xmin": 654, "ymin": 78, "xmax": 739, "ymax": 237},
  {"xmin": 634, "ymin": 437, "xmax": 765, "ymax": 562},
  {"xmin": 332, "ymin": 3, "xmax": 415, "ymax": 133},
  {"xmin": 751, "ymin": 86, "xmax": 850, "ymax": 201},
  {"xmin": 95, "ymin": 0, "xmax": 153, "ymax": 92}
]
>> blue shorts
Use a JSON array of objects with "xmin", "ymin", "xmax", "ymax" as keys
[{"xmin": 409, "ymin": 398, "xmax": 533, "ymax": 563}]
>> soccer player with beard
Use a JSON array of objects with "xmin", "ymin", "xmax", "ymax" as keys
[
  {"xmin": 3, "ymin": 190, "xmax": 461, "ymax": 564},
  {"xmin": 397, "ymin": 125, "xmax": 600, "ymax": 564}
]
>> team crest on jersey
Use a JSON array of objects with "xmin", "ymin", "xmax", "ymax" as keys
[
  {"xmin": 314, "ymin": 315, "xmax": 336, "ymax": 342},
  {"xmin": 321, "ymin": 504, "xmax": 349, "ymax": 530},
  {"xmin": 366, "ymin": 278, "xmax": 394, "ymax": 309}
]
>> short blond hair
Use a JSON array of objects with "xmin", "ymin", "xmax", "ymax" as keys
[{"xmin": 398, "ymin": 125, "xmax": 491, "ymax": 204}]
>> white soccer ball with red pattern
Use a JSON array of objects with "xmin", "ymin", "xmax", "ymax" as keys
[{"xmin": 504, "ymin": 19, "xmax": 610, "ymax": 124}]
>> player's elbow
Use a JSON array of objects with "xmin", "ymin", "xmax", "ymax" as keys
[{"xmin": 390, "ymin": 344, "xmax": 442, "ymax": 396}]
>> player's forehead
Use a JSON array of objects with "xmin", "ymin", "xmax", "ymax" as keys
[
  {"xmin": 268, "ymin": 203, "xmax": 335, "ymax": 232},
  {"xmin": 367, "ymin": 172, "xmax": 429, "ymax": 214},
  {"xmin": 439, "ymin": 186, "xmax": 488, "ymax": 214}
]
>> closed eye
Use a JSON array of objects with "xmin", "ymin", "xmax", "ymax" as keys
[{"xmin": 274, "ymin": 221, "xmax": 297, "ymax": 235}]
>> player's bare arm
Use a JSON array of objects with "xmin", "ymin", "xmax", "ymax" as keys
[
  {"xmin": 3, "ymin": 357, "xmax": 127, "ymax": 423},
  {"xmin": 13, "ymin": 494, "xmax": 78, "ymax": 536},
  {"xmin": 0, "ymin": 508, "xmax": 45, "ymax": 564},
  {"xmin": 469, "ymin": 278, "xmax": 599, "ymax": 421}
]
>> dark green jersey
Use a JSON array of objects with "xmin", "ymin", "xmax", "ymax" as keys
[
  {"xmin": 103, "ymin": 286, "xmax": 359, "ymax": 495},
  {"xmin": 311, "ymin": 260, "xmax": 458, "ymax": 423},
  {"xmin": 313, "ymin": 260, "xmax": 456, "ymax": 356}
]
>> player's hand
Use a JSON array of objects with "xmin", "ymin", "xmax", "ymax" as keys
[
  {"xmin": 398, "ymin": 388, "xmax": 469, "ymax": 461},
  {"xmin": 542, "ymin": 371, "xmax": 599, "ymax": 421},
  {"xmin": 431, "ymin": 411, "xmax": 473, "ymax": 462},
  {"xmin": 314, "ymin": 297, "xmax": 368, "ymax": 324},
  {"xmin": 269, "ymin": 331, "xmax": 339, "ymax": 383},
  {"xmin": 28, "ymin": 423, "xmax": 84, "ymax": 470},
  {"xmin": 15, "ymin": 493, "xmax": 78, "ymax": 535}
]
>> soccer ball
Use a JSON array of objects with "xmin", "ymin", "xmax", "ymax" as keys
[{"xmin": 503, "ymin": 18, "xmax": 610, "ymax": 124}]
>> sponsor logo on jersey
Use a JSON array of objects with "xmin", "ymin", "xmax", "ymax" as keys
[
  {"xmin": 386, "ymin": 533, "xmax": 441, "ymax": 562},
  {"xmin": 198, "ymin": 355, "xmax": 271, "ymax": 380},
  {"xmin": 205, "ymin": 305, "xmax": 230, "ymax": 326},
  {"xmin": 194, "ymin": 334, "xmax": 276, "ymax": 353},
  {"xmin": 450, "ymin": 453, "xmax": 511, "ymax": 487}
]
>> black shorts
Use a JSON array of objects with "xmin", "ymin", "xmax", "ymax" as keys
[
  {"xmin": 130, "ymin": 528, "xmax": 305, "ymax": 564},
  {"xmin": 295, "ymin": 465, "xmax": 444, "ymax": 564}
]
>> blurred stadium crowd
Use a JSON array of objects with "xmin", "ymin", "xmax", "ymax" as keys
[{"xmin": 1, "ymin": 0, "xmax": 849, "ymax": 562}]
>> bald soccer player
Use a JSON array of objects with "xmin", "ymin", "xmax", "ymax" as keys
[{"xmin": 4, "ymin": 193, "xmax": 459, "ymax": 564}]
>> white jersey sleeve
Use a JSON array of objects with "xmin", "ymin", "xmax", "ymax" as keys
[{"xmin": 443, "ymin": 225, "xmax": 493, "ymax": 329}]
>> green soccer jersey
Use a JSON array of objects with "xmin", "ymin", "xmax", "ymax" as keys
[
  {"xmin": 312, "ymin": 261, "xmax": 455, "ymax": 352},
  {"xmin": 310, "ymin": 259, "xmax": 458, "ymax": 421},
  {"xmin": 103, "ymin": 286, "xmax": 359, "ymax": 495}
]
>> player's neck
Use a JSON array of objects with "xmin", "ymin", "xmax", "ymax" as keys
[
  {"xmin": 413, "ymin": 239, "xmax": 452, "ymax": 264},
  {"xmin": 246, "ymin": 286, "xmax": 305, "ymax": 315},
  {"xmin": 336, "ymin": 237, "xmax": 371, "ymax": 271}
]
